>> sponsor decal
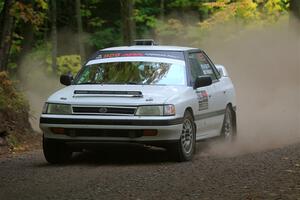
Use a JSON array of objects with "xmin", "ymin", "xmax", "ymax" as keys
[
  {"xmin": 201, "ymin": 64, "xmax": 214, "ymax": 75},
  {"xmin": 92, "ymin": 51, "xmax": 185, "ymax": 60},
  {"xmin": 196, "ymin": 90, "xmax": 209, "ymax": 111},
  {"xmin": 143, "ymin": 53, "xmax": 179, "ymax": 59},
  {"xmin": 99, "ymin": 52, "xmax": 145, "ymax": 59}
]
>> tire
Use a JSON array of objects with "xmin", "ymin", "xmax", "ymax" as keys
[
  {"xmin": 168, "ymin": 111, "xmax": 196, "ymax": 162},
  {"xmin": 221, "ymin": 106, "xmax": 237, "ymax": 141},
  {"xmin": 43, "ymin": 136, "xmax": 72, "ymax": 164}
]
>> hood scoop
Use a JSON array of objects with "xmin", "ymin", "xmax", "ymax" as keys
[{"xmin": 73, "ymin": 90, "xmax": 143, "ymax": 98}]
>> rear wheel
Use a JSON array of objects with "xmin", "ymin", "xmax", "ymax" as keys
[
  {"xmin": 168, "ymin": 111, "xmax": 196, "ymax": 162},
  {"xmin": 43, "ymin": 136, "xmax": 72, "ymax": 164}
]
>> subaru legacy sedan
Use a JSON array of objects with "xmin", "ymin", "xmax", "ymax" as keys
[{"xmin": 40, "ymin": 40, "xmax": 236, "ymax": 163}]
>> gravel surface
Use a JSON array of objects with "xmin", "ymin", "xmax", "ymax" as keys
[{"xmin": 0, "ymin": 142, "xmax": 300, "ymax": 200}]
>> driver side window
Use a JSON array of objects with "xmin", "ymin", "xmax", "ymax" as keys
[
  {"xmin": 189, "ymin": 52, "xmax": 217, "ymax": 82},
  {"xmin": 189, "ymin": 53, "xmax": 204, "ymax": 83}
]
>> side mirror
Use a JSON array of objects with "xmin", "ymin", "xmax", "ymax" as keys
[
  {"xmin": 215, "ymin": 64, "xmax": 229, "ymax": 77},
  {"xmin": 194, "ymin": 76, "xmax": 212, "ymax": 89},
  {"xmin": 217, "ymin": 67, "xmax": 224, "ymax": 77},
  {"xmin": 60, "ymin": 74, "xmax": 73, "ymax": 86}
]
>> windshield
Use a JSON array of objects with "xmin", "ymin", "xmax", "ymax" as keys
[{"xmin": 74, "ymin": 61, "xmax": 186, "ymax": 85}]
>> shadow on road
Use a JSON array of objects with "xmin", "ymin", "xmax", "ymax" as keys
[
  {"xmin": 70, "ymin": 144, "xmax": 171, "ymax": 165},
  {"xmin": 36, "ymin": 141, "xmax": 210, "ymax": 167}
]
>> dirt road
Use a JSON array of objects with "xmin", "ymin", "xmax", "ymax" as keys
[{"xmin": 0, "ymin": 142, "xmax": 299, "ymax": 200}]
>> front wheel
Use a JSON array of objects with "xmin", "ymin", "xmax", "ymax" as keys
[
  {"xmin": 168, "ymin": 111, "xmax": 196, "ymax": 162},
  {"xmin": 43, "ymin": 136, "xmax": 72, "ymax": 164}
]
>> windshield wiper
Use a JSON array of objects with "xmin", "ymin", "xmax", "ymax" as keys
[
  {"xmin": 77, "ymin": 82, "xmax": 143, "ymax": 85},
  {"xmin": 102, "ymin": 82, "xmax": 140, "ymax": 85},
  {"xmin": 77, "ymin": 82, "xmax": 97, "ymax": 85},
  {"xmin": 126, "ymin": 82, "xmax": 139, "ymax": 85}
]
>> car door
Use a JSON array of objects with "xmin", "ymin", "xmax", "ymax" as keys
[
  {"xmin": 189, "ymin": 52, "xmax": 226, "ymax": 138},
  {"xmin": 188, "ymin": 52, "xmax": 215, "ymax": 139},
  {"xmin": 196, "ymin": 52, "xmax": 227, "ymax": 133}
]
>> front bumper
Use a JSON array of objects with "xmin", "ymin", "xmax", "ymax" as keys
[{"xmin": 40, "ymin": 114, "xmax": 183, "ymax": 143}]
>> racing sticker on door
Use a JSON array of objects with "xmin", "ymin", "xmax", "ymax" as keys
[{"xmin": 196, "ymin": 90, "xmax": 209, "ymax": 111}]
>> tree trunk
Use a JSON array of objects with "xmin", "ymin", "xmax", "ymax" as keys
[
  {"xmin": 120, "ymin": 0, "xmax": 136, "ymax": 45},
  {"xmin": 51, "ymin": 0, "xmax": 57, "ymax": 74},
  {"xmin": 0, "ymin": 0, "xmax": 15, "ymax": 72},
  {"xmin": 44, "ymin": 0, "xmax": 50, "ymax": 41},
  {"xmin": 290, "ymin": 0, "xmax": 300, "ymax": 35},
  {"xmin": 76, "ymin": 0, "xmax": 85, "ymax": 62},
  {"xmin": 290, "ymin": 0, "xmax": 300, "ymax": 20},
  {"xmin": 160, "ymin": 0, "xmax": 165, "ymax": 21}
]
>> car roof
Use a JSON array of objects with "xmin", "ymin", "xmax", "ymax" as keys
[{"xmin": 101, "ymin": 45, "xmax": 199, "ymax": 52}]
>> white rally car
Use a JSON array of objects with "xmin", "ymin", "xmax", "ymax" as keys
[{"xmin": 40, "ymin": 40, "xmax": 236, "ymax": 163}]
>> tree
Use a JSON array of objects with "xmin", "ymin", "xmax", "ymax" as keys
[
  {"xmin": 290, "ymin": 0, "xmax": 300, "ymax": 19},
  {"xmin": 51, "ymin": 0, "xmax": 57, "ymax": 73},
  {"xmin": 290, "ymin": 0, "xmax": 300, "ymax": 34},
  {"xmin": 160, "ymin": 0, "xmax": 165, "ymax": 21},
  {"xmin": 0, "ymin": 0, "xmax": 15, "ymax": 71},
  {"xmin": 120, "ymin": 0, "xmax": 136, "ymax": 45},
  {"xmin": 76, "ymin": 0, "xmax": 85, "ymax": 62}
]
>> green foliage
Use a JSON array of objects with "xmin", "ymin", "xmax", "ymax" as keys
[
  {"xmin": 134, "ymin": 8, "xmax": 157, "ymax": 28},
  {"xmin": 24, "ymin": 43, "xmax": 81, "ymax": 76},
  {"xmin": 262, "ymin": 0, "xmax": 289, "ymax": 21},
  {"xmin": 11, "ymin": 1, "xmax": 48, "ymax": 30},
  {"xmin": 10, "ymin": 33, "xmax": 24, "ymax": 56},
  {"xmin": 2, "ymin": 0, "xmax": 293, "ymax": 76},
  {"xmin": 6, "ymin": 134, "xmax": 18, "ymax": 148},
  {"xmin": 88, "ymin": 28, "xmax": 122, "ymax": 49},
  {"xmin": 235, "ymin": 0, "xmax": 259, "ymax": 22},
  {"xmin": 168, "ymin": 0, "xmax": 194, "ymax": 8},
  {"xmin": 5, "ymin": 0, "xmax": 49, "ymax": 73},
  {"xmin": 152, "ymin": 0, "xmax": 290, "ymax": 47},
  {"xmin": 0, "ymin": 0, "xmax": 3, "ymax": 12},
  {"xmin": 0, "ymin": 72, "xmax": 29, "ymax": 112},
  {"xmin": 56, "ymin": 55, "xmax": 81, "ymax": 75}
]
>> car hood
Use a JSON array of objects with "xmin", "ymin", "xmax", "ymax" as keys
[{"xmin": 47, "ymin": 84, "xmax": 187, "ymax": 106}]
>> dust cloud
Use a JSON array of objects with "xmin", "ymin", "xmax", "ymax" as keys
[
  {"xmin": 18, "ymin": 30, "xmax": 87, "ymax": 132},
  {"xmin": 200, "ymin": 17, "xmax": 300, "ymax": 156},
  {"xmin": 19, "ymin": 56, "xmax": 61, "ymax": 132},
  {"xmin": 20, "ymin": 16, "xmax": 299, "ymax": 155}
]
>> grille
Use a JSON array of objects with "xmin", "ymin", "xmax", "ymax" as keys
[
  {"xmin": 63, "ymin": 128, "xmax": 143, "ymax": 138},
  {"xmin": 72, "ymin": 106, "xmax": 136, "ymax": 115}
]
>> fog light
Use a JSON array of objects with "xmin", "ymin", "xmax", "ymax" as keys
[
  {"xmin": 51, "ymin": 128, "xmax": 65, "ymax": 134},
  {"xmin": 143, "ymin": 130, "xmax": 158, "ymax": 136}
]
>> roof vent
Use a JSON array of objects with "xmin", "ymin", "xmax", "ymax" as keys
[{"xmin": 134, "ymin": 39, "xmax": 158, "ymax": 46}]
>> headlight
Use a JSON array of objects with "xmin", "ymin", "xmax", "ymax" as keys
[
  {"xmin": 43, "ymin": 103, "xmax": 72, "ymax": 115},
  {"xmin": 42, "ymin": 103, "xmax": 48, "ymax": 114},
  {"xmin": 135, "ymin": 105, "xmax": 175, "ymax": 116}
]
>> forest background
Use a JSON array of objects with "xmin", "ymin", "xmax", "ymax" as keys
[{"xmin": 0, "ymin": 0, "xmax": 299, "ymax": 150}]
